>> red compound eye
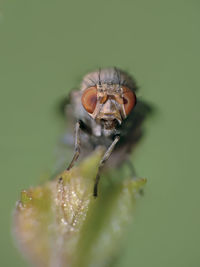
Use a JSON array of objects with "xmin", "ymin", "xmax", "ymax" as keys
[
  {"xmin": 81, "ymin": 87, "xmax": 97, "ymax": 113},
  {"xmin": 122, "ymin": 86, "xmax": 136, "ymax": 115}
]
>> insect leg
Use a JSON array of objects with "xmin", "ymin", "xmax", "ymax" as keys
[
  {"xmin": 93, "ymin": 135, "xmax": 120, "ymax": 197},
  {"xmin": 126, "ymin": 160, "xmax": 143, "ymax": 195},
  {"xmin": 66, "ymin": 121, "xmax": 81, "ymax": 170},
  {"xmin": 126, "ymin": 159, "xmax": 137, "ymax": 177}
]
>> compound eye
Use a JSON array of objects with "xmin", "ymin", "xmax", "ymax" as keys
[
  {"xmin": 122, "ymin": 86, "xmax": 137, "ymax": 115},
  {"xmin": 81, "ymin": 87, "xmax": 97, "ymax": 114}
]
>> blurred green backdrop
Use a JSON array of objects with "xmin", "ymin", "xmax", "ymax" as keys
[{"xmin": 0, "ymin": 0, "xmax": 200, "ymax": 266}]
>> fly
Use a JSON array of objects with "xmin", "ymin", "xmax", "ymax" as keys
[{"xmin": 61, "ymin": 67, "xmax": 152, "ymax": 197}]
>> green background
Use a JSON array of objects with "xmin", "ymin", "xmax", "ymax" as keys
[{"xmin": 0, "ymin": 0, "xmax": 199, "ymax": 266}]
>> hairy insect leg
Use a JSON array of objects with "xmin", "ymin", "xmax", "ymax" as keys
[
  {"xmin": 66, "ymin": 121, "xmax": 81, "ymax": 170},
  {"xmin": 93, "ymin": 136, "xmax": 120, "ymax": 197}
]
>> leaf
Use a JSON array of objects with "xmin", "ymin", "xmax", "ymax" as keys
[{"xmin": 13, "ymin": 148, "xmax": 146, "ymax": 267}]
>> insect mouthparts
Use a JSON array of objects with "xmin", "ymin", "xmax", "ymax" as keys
[{"xmin": 100, "ymin": 118, "xmax": 119, "ymax": 130}]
